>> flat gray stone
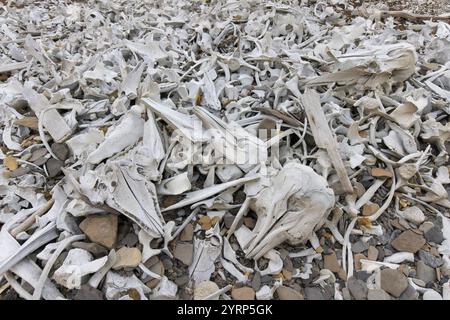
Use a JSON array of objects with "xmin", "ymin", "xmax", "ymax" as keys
[
  {"xmin": 251, "ymin": 272, "xmax": 261, "ymax": 291},
  {"xmin": 351, "ymin": 240, "xmax": 369, "ymax": 254},
  {"xmin": 380, "ymin": 268, "xmax": 409, "ymax": 298},
  {"xmin": 347, "ymin": 276, "xmax": 368, "ymax": 300},
  {"xmin": 418, "ymin": 250, "xmax": 443, "ymax": 268},
  {"xmin": 416, "ymin": 261, "xmax": 436, "ymax": 284},
  {"xmin": 46, "ymin": 158, "xmax": 63, "ymax": 177},
  {"xmin": 424, "ymin": 226, "xmax": 444, "ymax": 244},
  {"xmin": 51, "ymin": 143, "xmax": 69, "ymax": 161}
]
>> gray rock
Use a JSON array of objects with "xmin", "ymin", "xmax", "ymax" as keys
[
  {"xmin": 380, "ymin": 268, "xmax": 409, "ymax": 297},
  {"xmin": 351, "ymin": 240, "xmax": 369, "ymax": 254},
  {"xmin": 367, "ymin": 289, "xmax": 391, "ymax": 300},
  {"xmin": 260, "ymin": 275, "xmax": 272, "ymax": 285},
  {"xmin": 416, "ymin": 261, "xmax": 436, "ymax": 284},
  {"xmin": 399, "ymin": 285, "xmax": 418, "ymax": 300},
  {"xmin": 251, "ymin": 272, "xmax": 261, "ymax": 291},
  {"xmin": 424, "ymin": 226, "xmax": 444, "ymax": 244},
  {"xmin": 355, "ymin": 271, "xmax": 371, "ymax": 282},
  {"xmin": 29, "ymin": 148, "xmax": 48, "ymax": 163},
  {"xmin": 223, "ymin": 213, "xmax": 235, "ymax": 229},
  {"xmin": 46, "ymin": 158, "xmax": 63, "ymax": 177},
  {"xmin": 73, "ymin": 284, "xmax": 104, "ymax": 300},
  {"xmin": 304, "ymin": 286, "xmax": 325, "ymax": 300},
  {"xmin": 347, "ymin": 276, "xmax": 368, "ymax": 300},
  {"xmin": 418, "ymin": 250, "xmax": 443, "ymax": 268},
  {"xmin": 51, "ymin": 143, "xmax": 69, "ymax": 161},
  {"xmin": 119, "ymin": 232, "xmax": 138, "ymax": 247}
]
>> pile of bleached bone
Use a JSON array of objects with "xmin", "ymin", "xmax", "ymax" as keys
[{"xmin": 1, "ymin": 0, "xmax": 450, "ymax": 300}]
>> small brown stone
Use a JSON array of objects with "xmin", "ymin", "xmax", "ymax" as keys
[
  {"xmin": 354, "ymin": 253, "xmax": 366, "ymax": 271},
  {"xmin": 367, "ymin": 246, "xmax": 379, "ymax": 261},
  {"xmin": 231, "ymin": 287, "xmax": 255, "ymax": 300},
  {"xmin": 174, "ymin": 242, "xmax": 194, "ymax": 265},
  {"xmin": 179, "ymin": 223, "xmax": 194, "ymax": 241},
  {"xmin": 391, "ymin": 230, "xmax": 426, "ymax": 253},
  {"xmin": 371, "ymin": 167, "xmax": 393, "ymax": 178},
  {"xmin": 79, "ymin": 214, "xmax": 118, "ymax": 249},
  {"xmin": 112, "ymin": 247, "xmax": 142, "ymax": 270},
  {"xmin": 362, "ymin": 203, "xmax": 380, "ymax": 216},
  {"xmin": 282, "ymin": 268, "xmax": 292, "ymax": 280},
  {"xmin": 324, "ymin": 251, "xmax": 342, "ymax": 273}
]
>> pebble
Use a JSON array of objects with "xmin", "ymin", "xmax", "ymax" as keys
[
  {"xmin": 304, "ymin": 286, "xmax": 325, "ymax": 300},
  {"xmin": 367, "ymin": 246, "xmax": 379, "ymax": 261},
  {"xmin": 46, "ymin": 158, "xmax": 64, "ymax": 177},
  {"xmin": 112, "ymin": 247, "xmax": 142, "ymax": 269},
  {"xmin": 276, "ymin": 286, "xmax": 303, "ymax": 300},
  {"xmin": 174, "ymin": 242, "xmax": 194, "ymax": 266},
  {"xmin": 391, "ymin": 230, "xmax": 426, "ymax": 253},
  {"xmin": 29, "ymin": 148, "xmax": 48, "ymax": 163},
  {"xmin": 347, "ymin": 276, "xmax": 368, "ymax": 300},
  {"xmin": 179, "ymin": 223, "xmax": 194, "ymax": 241},
  {"xmin": 118, "ymin": 232, "xmax": 138, "ymax": 247},
  {"xmin": 416, "ymin": 261, "xmax": 436, "ymax": 284},
  {"xmin": 371, "ymin": 167, "xmax": 392, "ymax": 177},
  {"xmin": 418, "ymin": 250, "xmax": 443, "ymax": 268},
  {"xmin": 251, "ymin": 272, "xmax": 261, "ymax": 291},
  {"xmin": 419, "ymin": 221, "xmax": 434, "ymax": 233},
  {"xmin": 398, "ymin": 206, "xmax": 425, "ymax": 224},
  {"xmin": 231, "ymin": 287, "xmax": 255, "ymax": 300},
  {"xmin": 380, "ymin": 268, "xmax": 409, "ymax": 297},
  {"xmin": 10, "ymin": 167, "xmax": 30, "ymax": 178},
  {"xmin": 73, "ymin": 284, "xmax": 104, "ymax": 300},
  {"xmin": 51, "ymin": 143, "xmax": 69, "ymax": 161},
  {"xmin": 223, "ymin": 213, "xmax": 235, "ymax": 229},
  {"xmin": 79, "ymin": 214, "xmax": 118, "ymax": 249},
  {"xmin": 424, "ymin": 226, "xmax": 444, "ymax": 244},
  {"xmin": 367, "ymin": 289, "xmax": 391, "ymax": 300},
  {"xmin": 243, "ymin": 217, "xmax": 256, "ymax": 229},
  {"xmin": 423, "ymin": 290, "xmax": 442, "ymax": 300},
  {"xmin": 352, "ymin": 240, "xmax": 369, "ymax": 253},
  {"xmin": 194, "ymin": 281, "xmax": 220, "ymax": 300}
]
